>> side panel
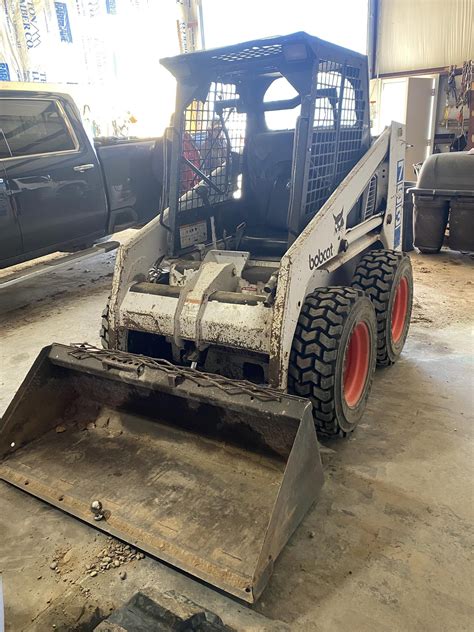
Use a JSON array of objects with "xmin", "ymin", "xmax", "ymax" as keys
[
  {"xmin": 269, "ymin": 126, "xmax": 394, "ymax": 389},
  {"xmin": 0, "ymin": 161, "xmax": 23, "ymax": 263},
  {"xmin": 380, "ymin": 122, "xmax": 406, "ymax": 251},
  {"xmin": 108, "ymin": 211, "xmax": 169, "ymax": 349}
]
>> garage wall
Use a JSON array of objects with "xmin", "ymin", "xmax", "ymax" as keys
[{"xmin": 375, "ymin": 0, "xmax": 474, "ymax": 75}]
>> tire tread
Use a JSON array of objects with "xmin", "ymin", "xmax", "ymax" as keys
[
  {"xmin": 352, "ymin": 250, "xmax": 411, "ymax": 366},
  {"xmin": 288, "ymin": 286, "xmax": 370, "ymax": 437}
]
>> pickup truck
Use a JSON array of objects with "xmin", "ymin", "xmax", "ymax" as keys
[{"xmin": 0, "ymin": 90, "xmax": 163, "ymax": 268}]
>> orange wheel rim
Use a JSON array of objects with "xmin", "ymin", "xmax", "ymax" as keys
[
  {"xmin": 391, "ymin": 276, "xmax": 409, "ymax": 343},
  {"xmin": 343, "ymin": 322, "xmax": 370, "ymax": 408}
]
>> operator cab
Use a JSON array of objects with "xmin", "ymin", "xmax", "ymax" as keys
[{"xmin": 160, "ymin": 32, "xmax": 371, "ymax": 261}]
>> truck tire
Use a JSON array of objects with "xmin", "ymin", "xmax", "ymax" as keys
[
  {"xmin": 100, "ymin": 298, "xmax": 110, "ymax": 349},
  {"xmin": 288, "ymin": 287, "xmax": 377, "ymax": 437},
  {"xmin": 352, "ymin": 250, "xmax": 413, "ymax": 367}
]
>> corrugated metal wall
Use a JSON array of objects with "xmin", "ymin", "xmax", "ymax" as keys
[{"xmin": 375, "ymin": 0, "xmax": 474, "ymax": 75}]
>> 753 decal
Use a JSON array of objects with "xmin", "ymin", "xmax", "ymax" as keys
[{"xmin": 394, "ymin": 158, "xmax": 404, "ymax": 248}]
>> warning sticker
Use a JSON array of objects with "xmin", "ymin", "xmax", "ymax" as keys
[{"xmin": 179, "ymin": 220, "xmax": 208, "ymax": 249}]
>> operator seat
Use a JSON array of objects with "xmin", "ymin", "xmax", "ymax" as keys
[{"xmin": 241, "ymin": 131, "xmax": 294, "ymax": 256}]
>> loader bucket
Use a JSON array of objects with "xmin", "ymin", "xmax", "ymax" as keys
[{"xmin": 0, "ymin": 343, "xmax": 323, "ymax": 602}]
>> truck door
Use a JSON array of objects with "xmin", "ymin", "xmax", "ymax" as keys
[
  {"xmin": 0, "ymin": 156, "xmax": 23, "ymax": 264},
  {"xmin": 0, "ymin": 96, "xmax": 107, "ymax": 255}
]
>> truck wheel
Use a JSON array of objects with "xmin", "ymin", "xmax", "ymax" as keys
[
  {"xmin": 100, "ymin": 298, "xmax": 110, "ymax": 349},
  {"xmin": 288, "ymin": 287, "xmax": 377, "ymax": 437},
  {"xmin": 352, "ymin": 250, "xmax": 413, "ymax": 367}
]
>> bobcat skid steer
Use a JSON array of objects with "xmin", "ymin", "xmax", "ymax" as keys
[{"xmin": 0, "ymin": 33, "xmax": 413, "ymax": 603}]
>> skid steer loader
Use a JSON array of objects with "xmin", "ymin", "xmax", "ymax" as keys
[{"xmin": 0, "ymin": 33, "xmax": 413, "ymax": 603}]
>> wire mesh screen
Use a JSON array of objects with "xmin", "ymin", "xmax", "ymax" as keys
[
  {"xmin": 305, "ymin": 60, "xmax": 365, "ymax": 216},
  {"xmin": 210, "ymin": 43, "xmax": 283, "ymax": 64},
  {"xmin": 178, "ymin": 82, "xmax": 246, "ymax": 212}
]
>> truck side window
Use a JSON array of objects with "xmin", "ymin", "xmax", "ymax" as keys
[{"xmin": 0, "ymin": 99, "xmax": 77, "ymax": 159}]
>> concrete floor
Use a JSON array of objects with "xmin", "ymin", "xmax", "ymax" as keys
[{"xmin": 0, "ymin": 242, "xmax": 473, "ymax": 631}]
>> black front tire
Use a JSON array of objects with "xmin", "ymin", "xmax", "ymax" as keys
[
  {"xmin": 288, "ymin": 287, "xmax": 377, "ymax": 437},
  {"xmin": 352, "ymin": 250, "xmax": 413, "ymax": 367}
]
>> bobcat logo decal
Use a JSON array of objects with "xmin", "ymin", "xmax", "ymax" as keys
[{"xmin": 333, "ymin": 208, "xmax": 345, "ymax": 236}]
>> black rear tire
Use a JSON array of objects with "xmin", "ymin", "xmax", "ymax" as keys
[
  {"xmin": 352, "ymin": 250, "xmax": 413, "ymax": 367},
  {"xmin": 288, "ymin": 287, "xmax": 377, "ymax": 437}
]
